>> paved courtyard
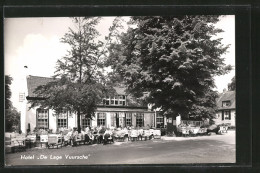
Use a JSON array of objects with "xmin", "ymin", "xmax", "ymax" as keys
[{"xmin": 5, "ymin": 130, "xmax": 235, "ymax": 166}]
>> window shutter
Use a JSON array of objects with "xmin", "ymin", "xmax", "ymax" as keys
[
  {"xmin": 229, "ymin": 111, "xmax": 231, "ymax": 120},
  {"xmin": 222, "ymin": 111, "xmax": 224, "ymax": 120}
]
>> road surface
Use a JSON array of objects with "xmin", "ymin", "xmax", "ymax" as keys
[{"xmin": 5, "ymin": 131, "xmax": 235, "ymax": 166}]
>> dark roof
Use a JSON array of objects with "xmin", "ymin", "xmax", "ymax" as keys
[
  {"xmin": 27, "ymin": 75, "xmax": 56, "ymax": 97},
  {"xmin": 216, "ymin": 91, "xmax": 236, "ymax": 110},
  {"xmin": 113, "ymin": 86, "xmax": 126, "ymax": 95},
  {"xmin": 27, "ymin": 75, "xmax": 127, "ymax": 97}
]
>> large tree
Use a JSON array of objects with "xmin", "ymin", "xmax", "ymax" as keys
[
  {"xmin": 106, "ymin": 16, "xmax": 232, "ymax": 123},
  {"xmin": 5, "ymin": 75, "xmax": 12, "ymax": 109},
  {"xmin": 5, "ymin": 75, "xmax": 20, "ymax": 132},
  {"xmin": 29, "ymin": 17, "xmax": 121, "ymax": 132},
  {"xmin": 228, "ymin": 76, "xmax": 236, "ymax": 91}
]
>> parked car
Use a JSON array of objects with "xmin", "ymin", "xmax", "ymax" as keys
[{"xmin": 207, "ymin": 124, "xmax": 220, "ymax": 134}]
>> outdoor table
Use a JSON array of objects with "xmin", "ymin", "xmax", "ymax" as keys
[
  {"xmin": 40, "ymin": 135, "xmax": 48, "ymax": 147},
  {"xmin": 129, "ymin": 130, "xmax": 138, "ymax": 141},
  {"xmin": 189, "ymin": 128, "xmax": 200, "ymax": 136},
  {"xmin": 11, "ymin": 136, "xmax": 26, "ymax": 152},
  {"xmin": 153, "ymin": 130, "xmax": 161, "ymax": 139},
  {"xmin": 113, "ymin": 130, "xmax": 127, "ymax": 142},
  {"xmin": 26, "ymin": 135, "xmax": 36, "ymax": 148},
  {"xmin": 48, "ymin": 134, "xmax": 62, "ymax": 148},
  {"xmin": 141, "ymin": 130, "xmax": 151, "ymax": 141}
]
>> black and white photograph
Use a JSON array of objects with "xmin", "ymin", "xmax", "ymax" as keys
[{"xmin": 4, "ymin": 15, "xmax": 235, "ymax": 166}]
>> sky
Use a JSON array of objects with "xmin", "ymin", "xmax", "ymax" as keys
[{"xmin": 4, "ymin": 16, "xmax": 235, "ymax": 111}]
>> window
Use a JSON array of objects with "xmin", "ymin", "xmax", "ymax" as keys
[
  {"xmin": 222, "ymin": 101, "xmax": 231, "ymax": 107},
  {"xmin": 156, "ymin": 113, "xmax": 164, "ymax": 128},
  {"xmin": 37, "ymin": 109, "xmax": 48, "ymax": 128},
  {"xmin": 19, "ymin": 93, "xmax": 25, "ymax": 102},
  {"xmin": 102, "ymin": 95, "xmax": 127, "ymax": 106},
  {"xmin": 224, "ymin": 111, "xmax": 231, "ymax": 120},
  {"xmin": 97, "ymin": 113, "xmax": 106, "ymax": 126},
  {"xmin": 125, "ymin": 113, "xmax": 132, "ymax": 126},
  {"xmin": 136, "ymin": 113, "xmax": 144, "ymax": 127},
  {"xmin": 82, "ymin": 115, "xmax": 91, "ymax": 129},
  {"xmin": 57, "ymin": 110, "xmax": 68, "ymax": 128}
]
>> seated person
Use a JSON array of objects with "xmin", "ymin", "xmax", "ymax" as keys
[
  {"xmin": 71, "ymin": 128, "xmax": 79, "ymax": 146},
  {"xmin": 103, "ymin": 129, "xmax": 113, "ymax": 145},
  {"xmin": 88, "ymin": 131, "xmax": 94, "ymax": 141},
  {"xmin": 63, "ymin": 129, "xmax": 72, "ymax": 145}
]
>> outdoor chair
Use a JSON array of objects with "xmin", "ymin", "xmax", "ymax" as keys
[
  {"xmin": 181, "ymin": 129, "xmax": 190, "ymax": 137},
  {"xmin": 223, "ymin": 126, "xmax": 228, "ymax": 133},
  {"xmin": 95, "ymin": 134, "xmax": 104, "ymax": 144},
  {"xmin": 218, "ymin": 126, "xmax": 228, "ymax": 134},
  {"xmin": 137, "ymin": 129, "xmax": 144, "ymax": 141},
  {"xmin": 47, "ymin": 134, "xmax": 62, "ymax": 149},
  {"xmin": 103, "ymin": 133, "xmax": 114, "ymax": 145},
  {"xmin": 189, "ymin": 128, "xmax": 200, "ymax": 137},
  {"xmin": 14, "ymin": 135, "xmax": 26, "ymax": 152},
  {"xmin": 63, "ymin": 133, "xmax": 72, "ymax": 146},
  {"xmin": 16, "ymin": 139, "xmax": 26, "ymax": 152},
  {"xmin": 5, "ymin": 136, "xmax": 13, "ymax": 153},
  {"xmin": 77, "ymin": 133, "xmax": 86, "ymax": 145},
  {"xmin": 198, "ymin": 128, "xmax": 207, "ymax": 136},
  {"xmin": 118, "ymin": 133, "xmax": 126, "ymax": 142},
  {"xmin": 72, "ymin": 134, "xmax": 83, "ymax": 146},
  {"xmin": 149, "ymin": 129, "xmax": 155, "ymax": 139},
  {"xmin": 26, "ymin": 135, "xmax": 37, "ymax": 148},
  {"xmin": 10, "ymin": 139, "xmax": 20, "ymax": 152},
  {"xmin": 130, "ymin": 130, "xmax": 138, "ymax": 141},
  {"xmin": 153, "ymin": 130, "xmax": 161, "ymax": 139},
  {"xmin": 122, "ymin": 129, "xmax": 129, "ymax": 141},
  {"xmin": 40, "ymin": 135, "xmax": 48, "ymax": 148},
  {"xmin": 113, "ymin": 130, "xmax": 125, "ymax": 142},
  {"xmin": 141, "ymin": 130, "xmax": 151, "ymax": 141},
  {"xmin": 176, "ymin": 127, "xmax": 183, "ymax": 137},
  {"xmin": 84, "ymin": 134, "xmax": 93, "ymax": 145}
]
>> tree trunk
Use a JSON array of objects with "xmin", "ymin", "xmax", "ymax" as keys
[
  {"xmin": 77, "ymin": 111, "xmax": 81, "ymax": 133},
  {"xmin": 166, "ymin": 114, "xmax": 176, "ymax": 137}
]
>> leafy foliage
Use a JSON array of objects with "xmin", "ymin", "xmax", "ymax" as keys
[
  {"xmin": 5, "ymin": 106, "xmax": 20, "ymax": 132},
  {"xmin": 5, "ymin": 75, "xmax": 12, "ymax": 109},
  {"xmin": 106, "ymin": 16, "xmax": 232, "ymax": 121},
  {"xmin": 5, "ymin": 75, "xmax": 20, "ymax": 132},
  {"xmin": 30, "ymin": 76, "xmax": 114, "ymax": 117},
  {"xmin": 228, "ymin": 76, "xmax": 236, "ymax": 91},
  {"xmin": 29, "ymin": 17, "xmax": 121, "ymax": 132}
]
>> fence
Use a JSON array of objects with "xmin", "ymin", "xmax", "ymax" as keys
[{"xmin": 181, "ymin": 120, "xmax": 203, "ymax": 127}]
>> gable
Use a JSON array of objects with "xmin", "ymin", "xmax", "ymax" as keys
[
  {"xmin": 26, "ymin": 75, "xmax": 127, "ymax": 98},
  {"xmin": 216, "ymin": 91, "xmax": 236, "ymax": 110},
  {"xmin": 27, "ymin": 75, "xmax": 56, "ymax": 97}
]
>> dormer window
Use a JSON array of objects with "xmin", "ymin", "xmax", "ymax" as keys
[
  {"xmin": 103, "ymin": 95, "xmax": 127, "ymax": 106},
  {"xmin": 222, "ymin": 101, "xmax": 231, "ymax": 107}
]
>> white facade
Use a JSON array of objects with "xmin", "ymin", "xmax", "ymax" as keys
[
  {"xmin": 214, "ymin": 109, "xmax": 236, "ymax": 126},
  {"xmin": 19, "ymin": 75, "xmax": 167, "ymax": 133},
  {"xmin": 21, "ymin": 105, "xmax": 160, "ymax": 133}
]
